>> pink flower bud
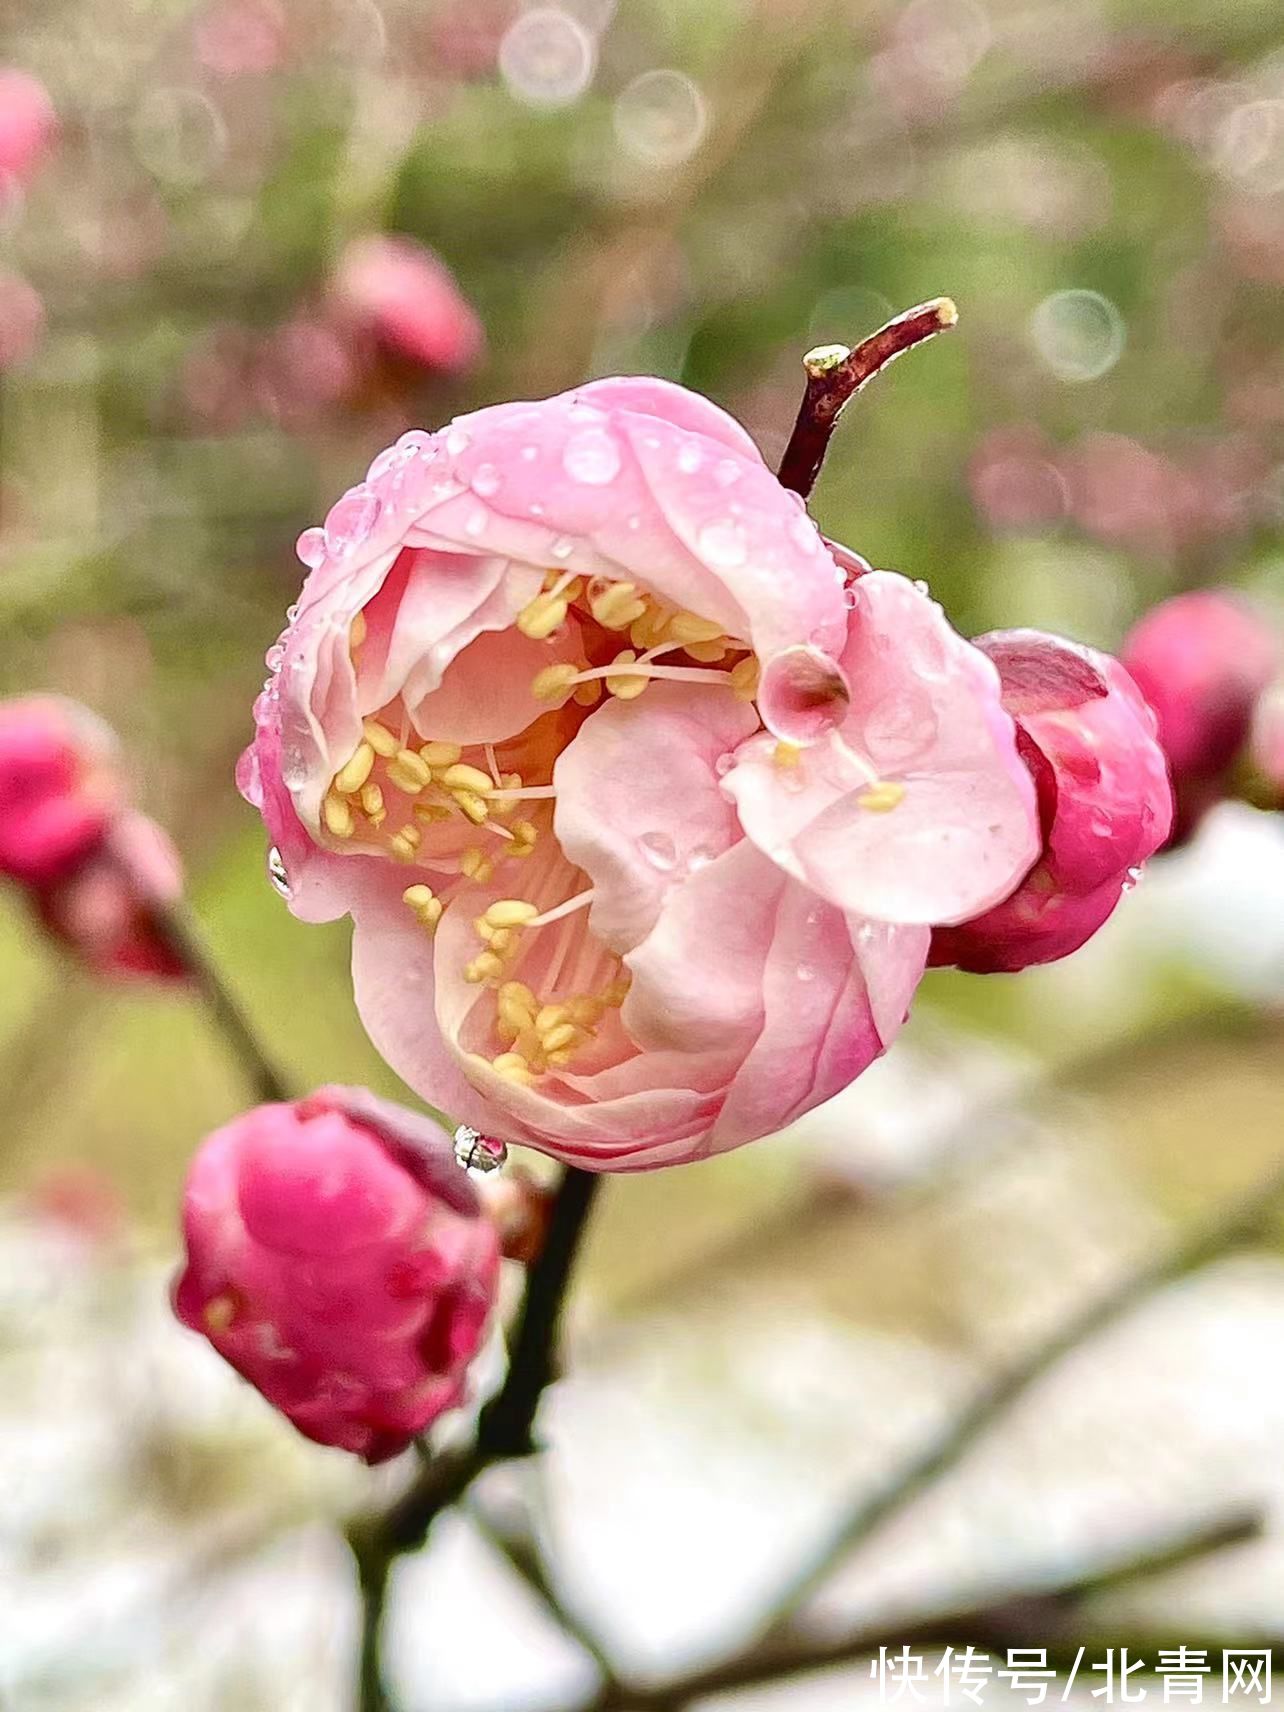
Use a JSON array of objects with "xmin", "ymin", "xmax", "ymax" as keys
[
  {"xmin": 0, "ymin": 696, "xmax": 119, "ymax": 886},
  {"xmin": 0, "ymin": 69, "xmax": 57, "ymax": 188},
  {"xmin": 930, "ymin": 631, "xmax": 1173, "ymax": 973},
  {"xmin": 35, "ymin": 812, "xmax": 186, "ymax": 982},
  {"xmin": 1121, "ymin": 590, "xmax": 1278, "ymax": 840},
  {"xmin": 173, "ymin": 1088, "xmax": 501, "ymax": 1462},
  {"xmin": 329, "ymin": 234, "xmax": 484, "ymax": 374}
]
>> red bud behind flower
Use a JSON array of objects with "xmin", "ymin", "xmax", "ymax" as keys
[
  {"xmin": 1121, "ymin": 590, "xmax": 1278, "ymax": 844},
  {"xmin": 34, "ymin": 812, "xmax": 186, "ymax": 982},
  {"xmin": 173, "ymin": 1087, "xmax": 501, "ymax": 1463},
  {"xmin": 0, "ymin": 696, "xmax": 119, "ymax": 887},
  {"xmin": 930, "ymin": 631, "xmax": 1173, "ymax": 973}
]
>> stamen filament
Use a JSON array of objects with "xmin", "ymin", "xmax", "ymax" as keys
[{"xmin": 525, "ymin": 888, "xmax": 595, "ymax": 930}]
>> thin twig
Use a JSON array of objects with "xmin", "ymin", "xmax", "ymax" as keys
[
  {"xmin": 345, "ymin": 1166, "xmax": 602, "ymax": 1711},
  {"xmin": 776, "ymin": 299, "xmax": 958, "ymax": 500}
]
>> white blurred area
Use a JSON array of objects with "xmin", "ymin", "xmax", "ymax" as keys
[{"xmin": 3, "ymin": 803, "xmax": 1284, "ymax": 1711}]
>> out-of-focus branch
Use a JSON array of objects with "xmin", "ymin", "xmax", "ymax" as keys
[{"xmin": 776, "ymin": 300, "xmax": 958, "ymax": 500}]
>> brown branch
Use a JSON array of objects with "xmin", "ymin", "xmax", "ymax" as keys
[{"xmin": 775, "ymin": 299, "xmax": 958, "ymax": 500}]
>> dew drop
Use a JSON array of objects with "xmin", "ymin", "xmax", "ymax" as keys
[
  {"xmin": 550, "ymin": 535, "xmax": 575, "ymax": 560},
  {"xmin": 520, "ymin": 444, "xmax": 539, "ymax": 462},
  {"xmin": 266, "ymin": 846, "xmax": 291, "ymax": 899},
  {"xmin": 698, "ymin": 519, "xmax": 747, "ymax": 568},
  {"xmin": 285, "ymin": 602, "xmax": 299, "ymax": 623},
  {"xmin": 913, "ymin": 578, "xmax": 930, "ymax": 596},
  {"xmin": 842, "ymin": 585, "xmax": 859, "ymax": 609},
  {"xmin": 563, "ymin": 428, "xmax": 621, "ymax": 486},
  {"xmin": 796, "ymin": 963, "xmax": 816, "ymax": 983},
  {"xmin": 445, "ymin": 426, "xmax": 471, "ymax": 457},
  {"xmin": 677, "ymin": 441, "xmax": 702, "ymax": 475},
  {"xmin": 687, "ymin": 844, "xmax": 717, "ymax": 872},
  {"xmin": 397, "ymin": 429, "xmax": 435, "ymax": 456},
  {"xmin": 626, "ymin": 513, "xmax": 642, "ymax": 531},
  {"xmin": 471, "ymin": 462, "xmax": 502, "ymax": 498},
  {"xmin": 235, "ymin": 746, "xmax": 263, "ymax": 808},
  {"xmin": 366, "ymin": 444, "xmax": 405, "ymax": 483},
  {"xmin": 639, "ymin": 830, "xmax": 677, "ymax": 870},
  {"xmin": 296, "ymin": 526, "xmax": 326, "ymax": 568},
  {"xmin": 323, "ymin": 485, "xmax": 381, "ymax": 556},
  {"xmin": 464, "ymin": 504, "xmax": 488, "ymax": 538},
  {"xmin": 714, "ymin": 750, "xmax": 736, "ymax": 777},
  {"xmin": 264, "ymin": 642, "xmax": 285, "ymax": 673},
  {"xmin": 714, "ymin": 459, "xmax": 741, "ymax": 488},
  {"xmin": 529, "ymin": 501, "xmax": 546, "ymax": 518}
]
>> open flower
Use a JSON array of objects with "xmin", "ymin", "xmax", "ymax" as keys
[
  {"xmin": 930, "ymin": 632, "xmax": 1173, "ymax": 973},
  {"xmin": 242, "ymin": 378, "xmax": 1039, "ymax": 1169},
  {"xmin": 174, "ymin": 1086, "xmax": 500, "ymax": 1462}
]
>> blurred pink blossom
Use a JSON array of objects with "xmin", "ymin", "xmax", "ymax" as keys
[
  {"xmin": 243, "ymin": 377, "xmax": 1038, "ymax": 1169},
  {"xmin": 0, "ymin": 696, "xmax": 118, "ymax": 887},
  {"xmin": 930, "ymin": 632, "xmax": 1172, "ymax": 972},
  {"xmin": 329, "ymin": 234, "xmax": 485, "ymax": 375},
  {"xmin": 968, "ymin": 425, "xmax": 1068, "ymax": 533},
  {"xmin": 1249, "ymin": 680, "xmax": 1284, "ymax": 800},
  {"xmin": 34, "ymin": 812, "xmax": 186, "ymax": 982},
  {"xmin": 194, "ymin": 0, "xmax": 287, "ymax": 76},
  {"xmin": 1122, "ymin": 590, "xmax": 1278, "ymax": 842},
  {"xmin": 0, "ymin": 68, "xmax": 56, "ymax": 188},
  {"xmin": 173, "ymin": 1086, "xmax": 500, "ymax": 1462}
]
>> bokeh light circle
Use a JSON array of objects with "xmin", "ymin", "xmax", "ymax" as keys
[
  {"xmin": 613, "ymin": 70, "xmax": 708, "ymax": 168},
  {"xmin": 1028, "ymin": 289, "xmax": 1125, "ymax": 383},
  {"xmin": 499, "ymin": 8, "xmax": 597, "ymax": 109}
]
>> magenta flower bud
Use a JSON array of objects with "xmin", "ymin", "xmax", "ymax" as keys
[
  {"xmin": 930, "ymin": 631, "xmax": 1173, "ymax": 973},
  {"xmin": 0, "ymin": 68, "xmax": 57, "ymax": 188},
  {"xmin": 0, "ymin": 696, "xmax": 119, "ymax": 887},
  {"xmin": 173, "ymin": 1088, "xmax": 501, "ymax": 1462},
  {"xmin": 1121, "ymin": 590, "xmax": 1278, "ymax": 841},
  {"xmin": 329, "ymin": 234, "xmax": 484, "ymax": 374},
  {"xmin": 35, "ymin": 812, "xmax": 186, "ymax": 982}
]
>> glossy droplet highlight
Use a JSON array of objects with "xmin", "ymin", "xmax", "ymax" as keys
[
  {"xmin": 698, "ymin": 520, "xmax": 747, "ymax": 569},
  {"xmin": 471, "ymin": 462, "xmax": 502, "ymax": 498},
  {"xmin": 323, "ymin": 486, "xmax": 381, "ymax": 556},
  {"xmin": 563, "ymin": 428, "xmax": 621, "ymax": 486},
  {"xmin": 266, "ymin": 846, "xmax": 291, "ymax": 898},
  {"xmin": 296, "ymin": 527, "xmax": 326, "ymax": 568},
  {"xmin": 639, "ymin": 830, "xmax": 677, "ymax": 870}
]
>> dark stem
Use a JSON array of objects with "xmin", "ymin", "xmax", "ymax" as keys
[
  {"xmin": 776, "ymin": 297, "xmax": 958, "ymax": 501},
  {"xmin": 146, "ymin": 896, "xmax": 292, "ymax": 1106},
  {"xmin": 344, "ymin": 1166, "xmax": 601, "ymax": 1708}
]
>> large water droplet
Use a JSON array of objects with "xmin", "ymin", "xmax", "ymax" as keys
[
  {"xmin": 397, "ymin": 429, "xmax": 435, "ymax": 456},
  {"xmin": 367, "ymin": 444, "xmax": 406, "ymax": 483},
  {"xmin": 796, "ymin": 963, "xmax": 816, "ymax": 983},
  {"xmin": 698, "ymin": 520, "xmax": 747, "ymax": 568},
  {"xmin": 639, "ymin": 830, "xmax": 677, "ymax": 870},
  {"xmin": 264, "ymin": 642, "xmax": 285, "ymax": 674},
  {"xmin": 445, "ymin": 426, "xmax": 471, "ymax": 457},
  {"xmin": 550, "ymin": 535, "xmax": 575, "ymax": 560},
  {"xmin": 266, "ymin": 846, "xmax": 291, "ymax": 899},
  {"xmin": 714, "ymin": 750, "xmax": 736, "ymax": 778},
  {"xmin": 464, "ymin": 504, "xmax": 488, "ymax": 537},
  {"xmin": 285, "ymin": 602, "xmax": 299, "ymax": 624},
  {"xmin": 235, "ymin": 746, "xmax": 263, "ymax": 808},
  {"xmin": 471, "ymin": 462, "xmax": 502, "ymax": 498},
  {"xmin": 323, "ymin": 485, "xmax": 381, "ymax": 556},
  {"xmin": 563, "ymin": 428, "xmax": 621, "ymax": 486},
  {"xmin": 677, "ymin": 441, "xmax": 702, "ymax": 475},
  {"xmin": 687, "ymin": 844, "xmax": 716, "ymax": 872},
  {"xmin": 296, "ymin": 527, "xmax": 325, "ymax": 568},
  {"xmin": 520, "ymin": 444, "xmax": 539, "ymax": 462}
]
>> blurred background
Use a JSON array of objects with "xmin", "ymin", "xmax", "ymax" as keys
[{"xmin": 3, "ymin": 0, "xmax": 1284, "ymax": 1706}]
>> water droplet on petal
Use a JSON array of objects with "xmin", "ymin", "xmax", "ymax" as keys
[
  {"xmin": 285, "ymin": 602, "xmax": 299, "ymax": 623},
  {"xmin": 520, "ymin": 444, "xmax": 539, "ymax": 462},
  {"xmin": 296, "ymin": 527, "xmax": 326, "ymax": 568},
  {"xmin": 445, "ymin": 426, "xmax": 471, "ymax": 457},
  {"xmin": 639, "ymin": 830, "xmax": 677, "ymax": 870},
  {"xmin": 687, "ymin": 843, "xmax": 716, "ymax": 872},
  {"xmin": 714, "ymin": 459, "xmax": 741, "ymax": 487},
  {"xmin": 471, "ymin": 462, "xmax": 502, "ymax": 498},
  {"xmin": 235, "ymin": 746, "xmax": 263, "ymax": 807},
  {"xmin": 529, "ymin": 501, "xmax": 545, "ymax": 518},
  {"xmin": 324, "ymin": 485, "xmax": 381, "ymax": 556},
  {"xmin": 266, "ymin": 846, "xmax": 291, "ymax": 899},
  {"xmin": 714, "ymin": 750, "xmax": 736, "ymax": 777},
  {"xmin": 264, "ymin": 642, "xmax": 285, "ymax": 673},
  {"xmin": 626, "ymin": 513, "xmax": 642, "ymax": 531},
  {"xmin": 550, "ymin": 535, "xmax": 575, "ymax": 561},
  {"xmin": 563, "ymin": 428, "xmax": 621, "ymax": 486},
  {"xmin": 796, "ymin": 963, "xmax": 816, "ymax": 983},
  {"xmin": 397, "ymin": 429, "xmax": 435, "ymax": 456},
  {"xmin": 367, "ymin": 444, "xmax": 405, "ymax": 483},
  {"xmin": 842, "ymin": 585, "xmax": 859, "ymax": 609},
  {"xmin": 464, "ymin": 504, "xmax": 488, "ymax": 537},
  {"xmin": 698, "ymin": 519, "xmax": 747, "ymax": 568},
  {"xmin": 677, "ymin": 441, "xmax": 702, "ymax": 475},
  {"xmin": 913, "ymin": 578, "xmax": 930, "ymax": 596}
]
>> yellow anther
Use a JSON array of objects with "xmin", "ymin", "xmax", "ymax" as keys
[
  {"xmin": 500, "ymin": 980, "xmax": 537, "ymax": 1010},
  {"xmin": 360, "ymin": 781, "xmax": 384, "ymax": 816},
  {"xmin": 413, "ymin": 802, "xmax": 451, "ymax": 824},
  {"xmin": 323, "ymin": 793, "xmax": 355, "ymax": 838},
  {"xmin": 460, "ymin": 846, "xmax": 494, "ymax": 882},
  {"xmin": 606, "ymin": 651, "xmax": 648, "ymax": 701},
  {"xmin": 532, "ymin": 662, "xmax": 581, "ymax": 703},
  {"xmin": 568, "ymin": 996, "xmax": 605, "ymax": 1027},
  {"xmin": 489, "ymin": 928, "xmax": 515, "ymax": 955},
  {"xmin": 492, "ymin": 1052, "xmax": 535, "ymax": 1085},
  {"xmin": 535, "ymin": 1003, "xmax": 570, "ymax": 1033},
  {"xmin": 604, "ymin": 974, "xmax": 631, "ymax": 1007},
  {"xmin": 334, "ymin": 741, "xmax": 375, "ymax": 795},
  {"xmin": 630, "ymin": 601, "xmax": 672, "ymax": 650},
  {"xmin": 203, "ymin": 1294, "xmax": 237, "ymax": 1332},
  {"xmin": 388, "ymin": 749, "xmax": 432, "ymax": 793},
  {"xmin": 669, "ymin": 611, "xmax": 725, "ymax": 645},
  {"xmin": 474, "ymin": 917, "xmax": 495, "ymax": 943},
  {"xmin": 510, "ymin": 821, "xmax": 538, "ymax": 856},
  {"xmin": 541, "ymin": 1022, "xmax": 578, "ymax": 1053},
  {"xmin": 441, "ymin": 763, "xmax": 494, "ymax": 796},
  {"xmin": 403, "ymin": 884, "xmax": 442, "ymax": 930},
  {"xmin": 546, "ymin": 1047, "xmax": 576, "ymax": 1068},
  {"xmin": 773, "ymin": 740, "xmax": 802, "ymax": 769},
  {"xmin": 857, "ymin": 780, "xmax": 906, "ymax": 813},
  {"xmin": 452, "ymin": 788, "xmax": 491, "ymax": 825},
  {"xmin": 684, "ymin": 639, "xmax": 728, "ymax": 663},
  {"xmin": 486, "ymin": 899, "xmax": 539, "ymax": 929},
  {"xmin": 498, "ymin": 995, "xmax": 535, "ymax": 1039},
  {"xmin": 517, "ymin": 593, "xmax": 568, "ymax": 640},
  {"xmin": 730, "ymin": 656, "xmax": 761, "ymax": 701},
  {"xmin": 490, "ymin": 774, "xmax": 522, "ymax": 820},
  {"xmin": 590, "ymin": 581, "xmax": 648, "ymax": 630},
  {"xmin": 350, "ymin": 610, "xmax": 367, "ymax": 649},
  {"xmin": 466, "ymin": 951, "xmax": 505, "ymax": 984},
  {"xmin": 573, "ymin": 678, "xmax": 603, "ymax": 706},
  {"xmin": 363, "ymin": 718, "xmax": 399, "ymax": 757},
  {"xmin": 389, "ymin": 825, "xmax": 423, "ymax": 862},
  {"xmin": 418, "ymin": 740, "xmax": 462, "ymax": 767}
]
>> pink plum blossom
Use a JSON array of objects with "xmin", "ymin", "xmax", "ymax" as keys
[
  {"xmin": 173, "ymin": 1087, "xmax": 500, "ymax": 1461},
  {"xmin": 35, "ymin": 812, "xmax": 186, "ymax": 982},
  {"xmin": 1121, "ymin": 590, "xmax": 1278, "ymax": 842},
  {"xmin": 0, "ymin": 696, "xmax": 119, "ymax": 886},
  {"xmin": 329, "ymin": 235, "xmax": 484, "ymax": 376},
  {"xmin": 0, "ymin": 69, "xmax": 56, "ymax": 189},
  {"xmin": 930, "ymin": 632, "xmax": 1173, "ymax": 973},
  {"xmin": 241, "ymin": 377, "xmax": 1041, "ymax": 1170}
]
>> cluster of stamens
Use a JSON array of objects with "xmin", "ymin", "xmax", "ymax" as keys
[{"xmin": 483, "ymin": 970, "xmax": 631, "ymax": 1085}]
